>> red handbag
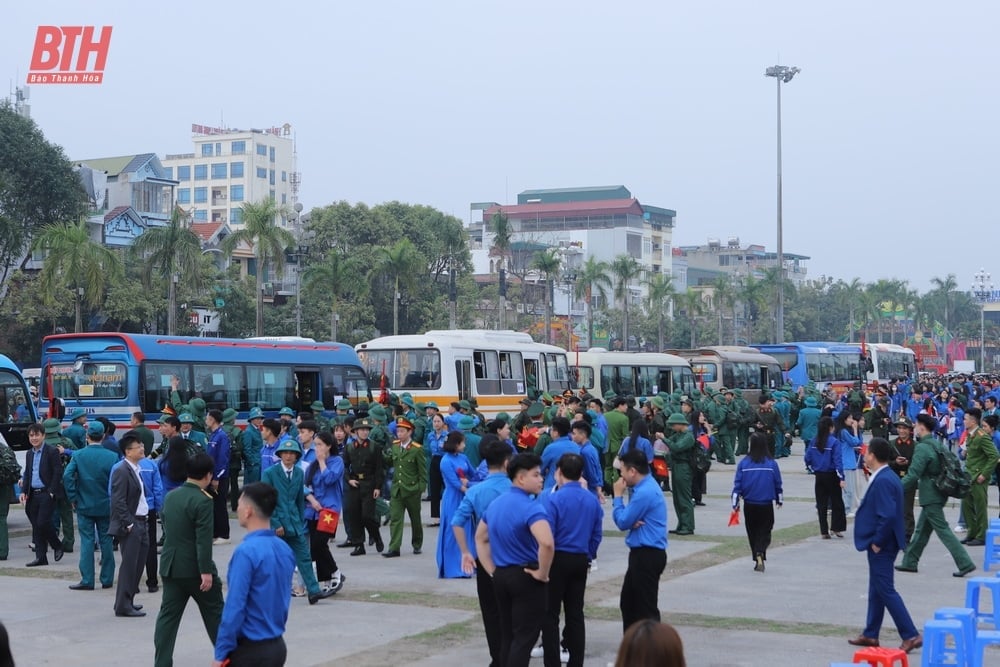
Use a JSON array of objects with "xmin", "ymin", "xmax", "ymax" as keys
[{"xmin": 317, "ymin": 508, "xmax": 340, "ymax": 534}]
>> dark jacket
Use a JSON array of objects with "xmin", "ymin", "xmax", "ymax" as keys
[
  {"xmin": 854, "ymin": 466, "xmax": 906, "ymax": 553},
  {"xmin": 160, "ymin": 481, "xmax": 217, "ymax": 578},
  {"xmin": 21, "ymin": 444, "xmax": 64, "ymax": 499},
  {"xmin": 107, "ymin": 461, "xmax": 142, "ymax": 537}
]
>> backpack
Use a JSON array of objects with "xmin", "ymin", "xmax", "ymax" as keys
[
  {"xmin": 692, "ymin": 434, "xmax": 712, "ymax": 473},
  {"xmin": 933, "ymin": 442, "xmax": 971, "ymax": 499},
  {"xmin": 0, "ymin": 444, "xmax": 22, "ymax": 485}
]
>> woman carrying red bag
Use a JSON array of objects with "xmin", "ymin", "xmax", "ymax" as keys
[{"xmin": 690, "ymin": 410, "xmax": 712, "ymax": 506}]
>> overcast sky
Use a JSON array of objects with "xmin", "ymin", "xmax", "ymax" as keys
[{"xmin": 5, "ymin": 1, "xmax": 998, "ymax": 292}]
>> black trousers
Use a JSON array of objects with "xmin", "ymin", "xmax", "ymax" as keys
[
  {"xmin": 620, "ymin": 547, "xmax": 666, "ymax": 633},
  {"xmin": 211, "ymin": 484, "xmax": 230, "ymax": 539},
  {"xmin": 743, "ymin": 502, "xmax": 774, "ymax": 560},
  {"xmin": 307, "ymin": 520, "xmax": 339, "ymax": 581},
  {"xmin": 344, "ymin": 481, "xmax": 379, "ymax": 543},
  {"xmin": 692, "ymin": 468, "xmax": 707, "ymax": 503},
  {"xmin": 542, "ymin": 552, "xmax": 588, "ymax": 667},
  {"xmin": 475, "ymin": 558, "xmax": 502, "ymax": 667},
  {"xmin": 226, "ymin": 636, "xmax": 286, "ymax": 667},
  {"xmin": 814, "ymin": 471, "xmax": 846, "ymax": 535},
  {"xmin": 25, "ymin": 491, "xmax": 61, "ymax": 560},
  {"xmin": 116, "ymin": 520, "xmax": 148, "ymax": 614},
  {"xmin": 228, "ymin": 467, "xmax": 242, "ymax": 512},
  {"xmin": 494, "ymin": 565, "xmax": 547, "ymax": 667},
  {"xmin": 429, "ymin": 455, "xmax": 443, "ymax": 519},
  {"xmin": 145, "ymin": 510, "xmax": 159, "ymax": 588}
]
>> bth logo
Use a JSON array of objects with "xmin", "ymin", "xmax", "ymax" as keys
[{"xmin": 27, "ymin": 26, "xmax": 112, "ymax": 85}]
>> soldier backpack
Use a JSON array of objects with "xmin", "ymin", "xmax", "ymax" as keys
[
  {"xmin": 0, "ymin": 444, "xmax": 22, "ymax": 485},
  {"xmin": 933, "ymin": 442, "xmax": 971, "ymax": 499}
]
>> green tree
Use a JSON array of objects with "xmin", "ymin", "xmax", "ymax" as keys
[
  {"xmin": 304, "ymin": 248, "xmax": 368, "ymax": 341},
  {"xmin": 575, "ymin": 256, "xmax": 612, "ymax": 349},
  {"xmin": 675, "ymin": 288, "xmax": 705, "ymax": 348},
  {"xmin": 377, "ymin": 238, "xmax": 422, "ymax": 335},
  {"xmin": 531, "ymin": 249, "xmax": 562, "ymax": 345},
  {"xmin": 930, "ymin": 274, "xmax": 959, "ymax": 336},
  {"xmin": 33, "ymin": 220, "xmax": 123, "ymax": 332},
  {"xmin": 711, "ymin": 275, "xmax": 737, "ymax": 345},
  {"xmin": 221, "ymin": 199, "xmax": 295, "ymax": 336},
  {"xmin": 835, "ymin": 277, "xmax": 865, "ymax": 342},
  {"xmin": 129, "ymin": 206, "xmax": 205, "ymax": 334},
  {"xmin": 490, "ymin": 211, "xmax": 513, "ymax": 329},
  {"xmin": 610, "ymin": 255, "xmax": 643, "ymax": 349},
  {"xmin": 0, "ymin": 102, "xmax": 87, "ymax": 289},
  {"xmin": 644, "ymin": 272, "xmax": 674, "ymax": 352}
]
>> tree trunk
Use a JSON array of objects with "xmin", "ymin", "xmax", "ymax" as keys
[
  {"xmin": 849, "ymin": 306, "xmax": 855, "ymax": 343},
  {"xmin": 167, "ymin": 275, "xmax": 177, "ymax": 335},
  {"xmin": 544, "ymin": 278, "xmax": 552, "ymax": 345},
  {"xmin": 586, "ymin": 285, "xmax": 594, "ymax": 348},
  {"xmin": 393, "ymin": 275, "xmax": 400, "ymax": 336},
  {"xmin": 732, "ymin": 305, "xmax": 739, "ymax": 345},
  {"xmin": 75, "ymin": 291, "xmax": 82, "ymax": 333},
  {"xmin": 690, "ymin": 317, "xmax": 696, "ymax": 348},
  {"xmin": 330, "ymin": 297, "xmax": 338, "ymax": 342},
  {"xmin": 622, "ymin": 297, "xmax": 629, "ymax": 351},
  {"xmin": 658, "ymin": 315, "xmax": 664, "ymax": 352},
  {"xmin": 255, "ymin": 269, "xmax": 264, "ymax": 337},
  {"xmin": 718, "ymin": 310, "xmax": 723, "ymax": 345}
]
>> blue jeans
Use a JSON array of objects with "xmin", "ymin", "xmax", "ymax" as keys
[{"xmin": 77, "ymin": 513, "xmax": 115, "ymax": 587}]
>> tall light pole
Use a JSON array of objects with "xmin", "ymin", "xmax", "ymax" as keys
[
  {"xmin": 765, "ymin": 64, "xmax": 800, "ymax": 344},
  {"xmin": 972, "ymin": 268, "xmax": 993, "ymax": 372}
]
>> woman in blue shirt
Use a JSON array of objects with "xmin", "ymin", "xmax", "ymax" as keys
[
  {"xmin": 436, "ymin": 431, "xmax": 474, "ymax": 578},
  {"xmin": 305, "ymin": 432, "xmax": 345, "ymax": 594},
  {"xmin": 804, "ymin": 416, "xmax": 845, "ymax": 538},
  {"xmin": 836, "ymin": 411, "xmax": 863, "ymax": 516},
  {"xmin": 425, "ymin": 414, "xmax": 449, "ymax": 525},
  {"xmin": 618, "ymin": 420, "xmax": 655, "ymax": 463},
  {"xmin": 158, "ymin": 435, "xmax": 189, "ymax": 494},
  {"xmin": 731, "ymin": 432, "xmax": 783, "ymax": 572}
]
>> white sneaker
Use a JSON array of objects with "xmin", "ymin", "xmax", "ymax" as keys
[
  {"xmin": 530, "ymin": 646, "xmax": 544, "ymax": 658},
  {"xmin": 846, "ymin": 513, "xmax": 856, "ymax": 519},
  {"xmin": 589, "ymin": 559, "xmax": 598, "ymax": 572},
  {"xmin": 560, "ymin": 648, "xmax": 570, "ymax": 663},
  {"xmin": 955, "ymin": 525, "xmax": 967, "ymax": 533},
  {"xmin": 212, "ymin": 537, "xmax": 231, "ymax": 545}
]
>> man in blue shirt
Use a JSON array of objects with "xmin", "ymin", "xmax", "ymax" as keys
[
  {"xmin": 476, "ymin": 453, "xmax": 554, "ymax": 667},
  {"xmin": 540, "ymin": 417, "xmax": 576, "ymax": 491},
  {"xmin": 213, "ymin": 482, "xmax": 296, "ymax": 667},
  {"xmin": 205, "ymin": 410, "xmax": 231, "ymax": 544},
  {"xmin": 612, "ymin": 448, "xmax": 668, "ymax": 632},
  {"xmin": 452, "ymin": 438, "xmax": 513, "ymax": 667},
  {"xmin": 540, "ymin": 453, "xmax": 603, "ymax": 667},
  {"xmin": 569, "ymin": 420, "xmax": 604, "ymax": 500}
]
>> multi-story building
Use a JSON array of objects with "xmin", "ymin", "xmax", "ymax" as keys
[
  {"xmin": 676, "ymin": 237, "xmax": 810, "ymax": 287},
  {"xmin": 468, "ymin": 185, "xmax": 676, "ymax": 345},
  {"xmin": 161, "ymin": 123, "xmax": 298, "ymax": 229}
]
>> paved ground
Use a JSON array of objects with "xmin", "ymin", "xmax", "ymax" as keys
[{"xmin": 3, "ymin": 446, "xmax": 1000, "ymax": 666}]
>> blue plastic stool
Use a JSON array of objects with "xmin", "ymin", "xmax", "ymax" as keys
[
  {"xmin": 965, "ymin": 577, "xmax": 1000, "ymax": 628},
  {"xmin": 921, "ymin": 619, "xmax": 967, "ymax": 667},
  {"xmin": 971, "ymin": 629, "xmax": 1000, "ymax": 667},
  {"xmin": 934, "ymin": 607, "xmax": 977, "ymax": 658},
  {"xmin": 983, "ymin": 527, "xmax": 1000, "ymax": 572}
]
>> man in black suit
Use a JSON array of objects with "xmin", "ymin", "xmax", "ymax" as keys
[
  {"xmin": 848, "ymin": 437, "xmax": 922, "ymax": 654},
  {"xmin": 18, "ymin": 423, "xmax": 64, "ymax": 566},
  {"xmin": 108, "ymin": 431, "xmax": 150, "ymax": 617}
]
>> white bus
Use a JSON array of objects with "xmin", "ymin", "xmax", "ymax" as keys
[
  {"xmin": 665, "ymin": 346, "xmax": 783, "ymax": 406},
  {"xmin": 356, "ymin": 330, "xmax": 572, "ymax": 417},
  {"xmin": 569, "ymin": 349, "xmax": 697, "ymax": 402},
  {"xmin": 866, "ymin": 343, "xmax": 916, "ymax": 384}
]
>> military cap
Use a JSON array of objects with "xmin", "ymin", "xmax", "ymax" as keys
[
  {"xmin": 222, "ymin": 408, "xmax": 237, "ymax": 423},
  {"xmin": 86, "ymin": 421, "xmax": 105, "ymax": 438},
  {"xmin": 68, "ymin": 407, "xmax": 87, "ymax": 421},
  {"xmin": 354, "ymin": 418, "xmax": 373, "ymax": 430},
  {"xmin": 396, "ymin": 417, "xmax": 415, "ymax": 431},
  {"xmin": 275, "ymin": 438, "xmax": 303, "ymax": 457},
  {"xmin": 278, "ymin": 407, "xmax": 295, "ymax": 417},
  {"xmin": 43, "ymin": 418, "xmax": 62, "ymax": 436},
  {"xmin": 336, "ymin": 398, "xmax": 352, "ymax": 410},
  {"xmin": 527, "ymin": 402, "xmax": 544, "ymax": 418},
  {"xmin": 310, "ymin": 400, "xmax": 325, "ymax": 413},
  {"xmin": 248, "ymin": 407, "xmax": 264, "ymax": 420},
  {"xmin": 458, "ymin": 399, "xmax": 472, "ymax": 411},
  {"xmin": 179, "ymin": 413, "xmax": 195, "ymax": 424},
  {"xmin": 458, "ymin": 415, "xmax": 476, "ymax": 430},
  {"xmin": 894, "ymin": 416, "xmax": 914, "ymax": 428},
  {"xmin": 666, "ymin": 413, "xmax": 689, "ymax": 426},
  {"xmin": 401, "ymin": 395, "xmax": 416, "ymax": 409}
]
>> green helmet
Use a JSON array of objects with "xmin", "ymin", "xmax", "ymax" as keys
[{"xmin": 274, "ymin": 438, "xmax": 303, "ymax": 458}]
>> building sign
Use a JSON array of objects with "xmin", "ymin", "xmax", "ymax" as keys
[
  {"xmin": 27, "ymin": 26, "xmax": 112, "ymax": 84},
  {"xmin": 192, "ymin": 123, "xmax": 292, "ymax": 136}
]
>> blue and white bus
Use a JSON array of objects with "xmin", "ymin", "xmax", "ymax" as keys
[
  {"xmin": 753, "ymin": 341, "xmax": 915, "ymax": 393},
  {"xmin": 39, "ymin": 333, "xmax": 368, "ymax": 432},
  {"xmin": 0, "ymin": 355, "xmax": 38, "ymax": 450}
]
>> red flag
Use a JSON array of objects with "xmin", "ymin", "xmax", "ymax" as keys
[
  {"xmin": 378, "ymin": 359, "xmax": 389, "ymax": 406},
  {"xmin": 860, "ymin": 332, "xmax": 867, "ymax": 358},
  {"xmin": 728, "ymin": 508, "xmax": 740, "ymax": 527}
]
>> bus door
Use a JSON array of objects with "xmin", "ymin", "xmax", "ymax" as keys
[
  {"xmin": 657, "ymin": 369, "xmax": 673, "ymax": 395},
  {"xmin": 455, "ymin": 359, "xmax": 472, "ymax": 401},
  {"xmin": 523, "ymin": 358, "xmax": 539, "ymax": 398},
  {"xmin": 294, "ymin": 367, "xmax": 321, "ymax": 412}
]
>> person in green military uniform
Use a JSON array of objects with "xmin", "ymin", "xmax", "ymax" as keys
[
  {"xmin": 959, "ymin": 408, "xmax": 999, "ymax": 546},
  {"xmin": 62, "ymin": 408, "xmax": 88, "ymax": 450},
  {"xmin": 665, "ymin": 413, "xmax": 695, "ymax": 535},
  {"xmin": 129, "ymin": 412, "xmax": 156, "ymax": 457},
  {"xmin": 733, "ymin": 389, "xmax": 753, "ymax": 456},
  {"xmin": 459, "ymin": 416, "xmax": 483, "ymax": 467},
  {"xmin": 47, "ymin": 417, "xmax": 78, "ymax": 553},
  {"xmin": 715, "ymin": 389, "xmax": 737, "ymax": 464},
  {"xmin": 341, "ymin": 419, "xmax": 385, "ymax": 555},
  {"xmin": 865, "ymin": 395, "xmax": 892, "ymax": 441},
  {"xmin": 221, "ymin": 408, "xmax": 243, "ymax": 512},
  {"xmin": 895, "ymin": 413, "xmax": 976, "ymax": 577},
  {"xmin": 62, "ymin": 422, "xmax": 119, "ymax": 590},
  {"xmin": 179, "ymin": 413, "xmax": 207, "ymax": 449},
  {"xmin": 278, "ymin": 406, "xmax": 298, "ymax": 440},
  {"xmin": 754, "ymin": 395, "xmax": 788, "ymax": 458},
  {"xmin": 604, "ymin": 398, "xmax": 632, "ymax": 488},
  {"xmin": 310, "ymin": 400, "xmax": 330, "ymax": 434},
  {"xmin": 510, "ymin": 397, "xmax": 532, "ymax": 437},
  {"xmin": 381, "ymin": 418, "xmax": 427, "ymax": 558},
  {"xmin": 261, "ymin": 438, "xmax": 335, "ymax": 604},
  {"xmin": 153, "ymin": 451, "xmax": 225, "ymax": 667},
  {"xmin": 242, "ymin": 407, "xmax": 264, "ymax": 485},
  {"xmin": 772, "ymin": 392, "xmax": 793, "ymax": 457},
  {"xmin": 648, "ymin": 396, "xmax": 667, "ymax": 442}
]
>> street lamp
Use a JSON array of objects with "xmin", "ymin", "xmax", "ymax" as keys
[
  {"xmin": 765, "ymin": 64, "xmax": 800, "ymax": 344},
  {"xmin": 972, "ymin": 268, "xmax": 993, "ymax": 372},
  {"xmin": 563, "ymin": 272, "xmax": 577, "ymax": 351}
]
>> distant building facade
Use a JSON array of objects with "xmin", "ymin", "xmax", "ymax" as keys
[{"xmin": 676, "ymin": 238, "xmax": 809, "ymax": 288}]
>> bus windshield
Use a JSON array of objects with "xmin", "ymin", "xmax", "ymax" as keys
[
  {"xmin": 51, "ymin": 361, "xmax": 127, "ymax": 399},
  {"xmin": 358, "ymin": 349, "xmax": 441, "ymax": 390}
]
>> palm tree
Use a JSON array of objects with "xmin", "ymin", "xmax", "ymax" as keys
[
  {"xmin": 930, "ymin": 274, "xmax": 959, "ymax": 336},
  {"xmin": 868, "ymin": 279, "xmax": 897, "ymax": 343},
  {"xmin": 836, "ymin": 277, "xmax": 865, "ymax": 342},
  {"xmin": 643, "ymin": 272, "xmax": 674, "ymax": 352},
  {"xmin": 377, "ymin": 238, "xmax": 422, "ymax": 335},
  {"xmin": 490, "ymin": 212, "xmax": 513, "ymax": 329},
  {"xmin": 675, "ymin": 288, "xmax": 705, "ymax": 348},
  {"xmin": 221, "ymin": 199, "xmax": 295, "ymax": 336},
  {"xmin": 304, "ymin": 248, "xmax": 367, "ymax": 341},
  {"xmin": 610, "ymin": 255, "xmax": 643, "ymax": 350},
  {"xmin": 574, "ymin": 256, "xmax": 612, "ymax": 349},
  {"xmin": 531, "ymin": 249, "xmax": 562, "ymax": 345},
  {"xmin": 130, "ymin": 206, "xmax": 205, "ymax": 334},
  {"xmin": 34, "ymin": 219, "xmax": 123, "ymax": 332},
  {"xmin": 711, "ymin": 275, "xmax": 737, "ymax": 345},
  {"xmin": 739, "ymin": 275, "xmax": 769, "ymax": 344},
  {"xmin": 856, "ymin": 286, "xmax": 880, "ymax": 344}
]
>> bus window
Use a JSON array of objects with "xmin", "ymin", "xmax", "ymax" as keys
[
  {"xmin": 604, "ymin": 365, "xmax": 634, "ymax": 397},
  {"xmin": 806, "ymin": 354, "xmax": 822, "ymax": 382},
  {"xmin": 473, "ymin": 350, "xmax": 501, "ymax": 395},
  {"xmin": 721, "ymin": 364, "xmax": 735, "ymax": 389},
  {"xmin": 0, "ymin": 376, "xmax": 31, "ymax": 423},
  {"xmin": 322, "ymin": 366, "xmax": 368, "ymax": 407},
  {"xmin": 524, "ymin": 359, "xmax": 539, "ymax": 397},
  {"xmin": 246, "ymin": 365, "xmax": 294, "ymax": 410},
  {"xmin": 455, "ymin": 360, "xmax": 471, "ymax": 400},
  {"xmin": 142, "ymin": 363, "xmax": 191, "ymax": 413},
  {"xmin": 636, "ymin": 366, "xmax": 658, "ymax": 396},
  {"xmin": 193, "ymin": 364, "xmax": 244, "ymax": 411},
  {"xmin": 768, "ymin": 352, "xmax": 798, "ymax": 374},
  {"xmin": 572, "ymin": 366, "xmax": 594, "ymax": 391},
  {"xmin": 498, "ymin": 351, "xmax": 525, "ymax": 395},
  {"xmin": 690, "ymin": 363, "xmax": 717, "ymax": 384},
  {"xmin": 52, "ymin": 361, "xmax": 127, "ymax": 400},
  {"xmin": 543, "ymin": 353, "xmax": 570, "ymax": 393}
]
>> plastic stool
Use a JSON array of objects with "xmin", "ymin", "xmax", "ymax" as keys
[
  {"xmin": 934, "ymin": 607, "xmax": 976, "ymax": 659},
  {"xmin": 984, "ymin": 528, "xmax": 1000, "ymax": 572},
  {"xmin": 921, "ymin": 619, "xmax": 966, "ymax": 667},
  {"xmin": 965, "ymin": 577, "xmax": 1000, "ymax": 628},
  {"xmin": 971, "ymin": 629, "xmax": 1000, "ymax": 667},
  {"xmin": 851, "ymin": 646, "xmax": 908, "ymax": 667}
]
